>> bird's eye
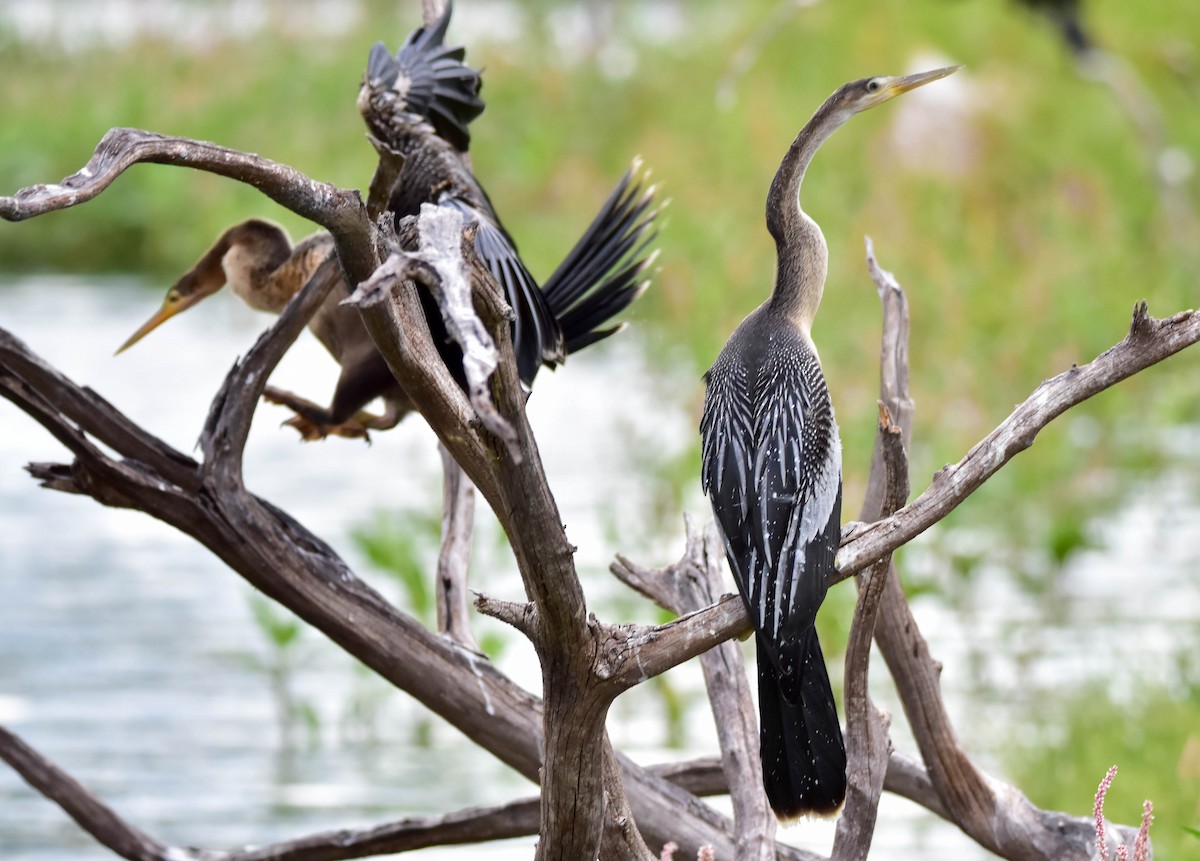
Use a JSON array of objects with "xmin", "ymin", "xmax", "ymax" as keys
[{"xmin": 866, "ymin": 79, "xmax": 882, "ymax": 93}]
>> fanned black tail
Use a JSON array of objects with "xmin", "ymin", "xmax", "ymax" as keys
[
  {"xmin": 365, "ymin": 0, "xmax": 484, "ymax": 151},
  {"xmin": 540, "ymin": 161, "xmax": 660, "ymax": 354},
  {"xmin": 757, "ymin": 631, "xmax": 846, "ymax": 821}
]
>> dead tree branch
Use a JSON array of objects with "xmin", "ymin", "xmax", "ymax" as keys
[
  {"xmin": 436, "ymin": 442, "xmax": 478, "ymax": 648},
  {"xmin": 835, "ymin": 302, "xmax": 1200, "ymax": 583},
  {"xmin": 344, "ymin": 204, "xmax": 626, "ymax": 858},
  {"xmin": 612, "ymin": 514, "xmax": 776, "ymax": 860},
  {"xmin": 848, "ymin": 242, "xmax": 1146, "ymax": 860},
  {"xmin": 0, "ymin": 129, "xmax": 378, "ymax": 286},
  {"xmin": 831, "ymin": 406, "xmax": 906, "ymax": 861},
  {"xmin": 831, "ymin": 237, "xmax": 914, "ymax": 861},
  {"xmin": 0, "ymin": 317, "xmax": 799, "ymax": 859}
]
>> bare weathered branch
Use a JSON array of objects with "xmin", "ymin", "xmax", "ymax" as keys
[
  {"xmin": 200, "ymin": 254, "xmax": 344, "ymax": 488},
  {"xmin": 474, "ymin": 593, "xmax": 539, "ymax": 639},
  {"xmin": 2, "ymin": 323, "xmax": 781, "ymax": 858},
  {"xmin": 883, "ymin": 754, "xmax": 946, "ymax": 820},
  {"xmin": 0, "ymin": 725, "xmax": 180, "ymax": 861},
  {"xmin": 831, "ymin": 239, "xmax": 915, "ymax": 860},
  {"xmin": 345, "ymin": 205, "xmax": 620, "ymax": 858},
  {"xmin": 832, "ymin": 409, "xmax": 904, "ymax": 861},
  {"xmin": 0, "ymin": 129, "xmax": 354, "ymax": 226},
  {"xmin": 862, "ymin": 235, "xmax": 914, "ymax": 490},
  {"xmin": 848, "ymin": 245, "xmax": 1148, "ymax": 861},
  {"xmin": 0, "ymin": 127, "xmax": 381, "ymax": 312},
  {"xmin": 436, "ymin": 443, "xmax": 478, "ymax": 648},
  {"xmin": 614, "ymin": 517, "xmax": 777, "ymax": 858},
  {"xmin": 835, "ymin": 303, "xmax": 1200, "ymax": 582},
  {"xmin": 0, "ymin": 720, "xmax": 543, "ymax": 861}
]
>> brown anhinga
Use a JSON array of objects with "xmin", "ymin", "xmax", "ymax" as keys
[
  {"xmin": 700, "ymin": 67, "xmax": 958, "ymax": 820},
  {"xmin": 118, "ymin": 3, "xmax": 658, "ymax": 439}
]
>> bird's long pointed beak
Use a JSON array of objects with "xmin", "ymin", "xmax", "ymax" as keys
[
  {"xmin": 882, "ymin": 65, "xmax": 962, "ymax": 99},
  {"xmin": 114, "ymin": 294, "xmax": 197, "ymax": 355}
]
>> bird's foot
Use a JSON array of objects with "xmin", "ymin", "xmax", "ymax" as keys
[
  {"xmin": 262, "ymin": 387, "xmax": 374, "ymax": 444},
  {"xmin": 281, "ymin": 414, "xmax": 373, "ymax": 443}
]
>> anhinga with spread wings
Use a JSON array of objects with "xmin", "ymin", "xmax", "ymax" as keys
[
  {"xmin": 118, "ymin": 2, "xmax": 659, "ymax": 440},
  {"xmin": 700, "ymin": 66, "xmax": 959, "ymax": 820}
]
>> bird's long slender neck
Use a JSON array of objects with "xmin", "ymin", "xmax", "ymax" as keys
[{"xmin": 764, "ymin": 100, "xmax": 852, "ymax": 334}]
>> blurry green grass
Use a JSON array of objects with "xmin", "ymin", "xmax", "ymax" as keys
[
  {"xmin": 0, "ymin": 0, "xmax": 1197, "ymax": 541},
  {"xmin": 1006, "ymin": 677, "xmax": 1200, "ymax": 861},
  {"xmin": 3, "ymin": 1, "xmax": 1198, "ymax": 843}
]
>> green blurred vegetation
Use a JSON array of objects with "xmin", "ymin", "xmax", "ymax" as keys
[
  {"xmin": 1007, "ymin": 675, "xmax": 1200, "ymax": 861},
  {"xmin": 1, "ymin": 0, "xmax": 1197, "ymax": 542}
]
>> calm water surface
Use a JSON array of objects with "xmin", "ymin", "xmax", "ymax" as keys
[{"xmin": 1, "ymin": 278, "xmax": 1195, "ymax": 860}]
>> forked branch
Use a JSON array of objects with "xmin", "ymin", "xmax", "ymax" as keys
[
  {"xmin": 835, "ymin": 302, "xmax": 1200, "ymax": 582},
  {"xmin": 0, "ymin": 128, "xmax": 378, "ymax": 286}
]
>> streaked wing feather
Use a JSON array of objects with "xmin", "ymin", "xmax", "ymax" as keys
[{"xmin": 702, "ymin": 337, "xmax": 841, "ymax": 687}]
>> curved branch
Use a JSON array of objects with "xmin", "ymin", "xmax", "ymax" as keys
[
  {"xmin": 0, "ymin": 128, "xmax": 379, "ymax": 289},
  {"xmin": 3, "ymin": 325, "xmax": 775, "ymax": 859},
  {"xmin": 200, "ymin": 255, "xmax": 343, "ymax": 488},
  {"xmin": 612, "ymin": 515, "xmax": 775, "ymax": 859},
  {"xmin": 0, "ymin": 725, "xmax": 178, "ymax": 861},
  {"xmin": 834, "ymin": 303, "xmax": 1200, "ymax": 582},
  {"xmin": 0, "ymin": 128, "xmax": 358, "ymax": 228},
  {"xmin": 0, "ymin": 721, "xmax": 542, "ymax": 861}
]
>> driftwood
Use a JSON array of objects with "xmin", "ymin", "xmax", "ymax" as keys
[{"xmin": 1, "ymin": 4, "xmax": 1190, "ymax": 861}]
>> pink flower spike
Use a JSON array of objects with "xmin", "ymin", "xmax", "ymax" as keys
[
  {"xmin": 1094, "ymin": 764, "xmax": 1118, "ymax": 860},
  {"xmin": 660, "ymin": 841, "xmax": 677, "ymax": 861},
  {"xmin": 1133, "ymin": 799, "xmax": 1154, "ymax": 861},
  {"xmin": 698, "ymin": 847, "xmax": 715, "ymax": 861}
]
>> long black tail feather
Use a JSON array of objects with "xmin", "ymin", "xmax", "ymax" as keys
[
  {"xmin": 757, "ymin": 632, "xmax": 846, "ymax": 821},
  {"xmin": 540, "ymin": 162, "xmax": 660, "ymax": 354}
]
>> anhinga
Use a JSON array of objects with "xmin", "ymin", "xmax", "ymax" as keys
[
  {"xmin": 116, "ymin": 221, "xmax": 413, "ymax": 439},
  {"xmin": 700, "ymin": 66, "xmax": 958, "ymax": 820},
  {"xmin": 118, "ymin": 3, "xmax": 658, "ymax": 439}
]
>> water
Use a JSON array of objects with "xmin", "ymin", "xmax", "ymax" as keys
[{"xmin": 1, "ymin": 277, "xmax": 1196, "ymax": 859}]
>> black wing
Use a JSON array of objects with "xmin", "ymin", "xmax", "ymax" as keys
[
  {"xmin": 441, "ymin": 197, "xmax": 565, "ymax": 383},
  {"xmin": 365, "ymin": 1, "xmax": 484, "ymax": 151},
  {"xmin": 700, "ymin": 337, "xmax": 841, "ymax": 694}
]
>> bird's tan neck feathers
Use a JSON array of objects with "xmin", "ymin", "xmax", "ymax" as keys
[{"xmin": 764, "ymin": 100, "xmax": 850, "ymax": 334}]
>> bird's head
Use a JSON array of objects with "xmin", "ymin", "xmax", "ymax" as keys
[
  {"xmin": 115, "ymin": 268, "xmax": 225, "ymax": 355},
  {"xmin": 830, "ymin": 66, "xmax": 961, "ymax": 117},
  {"xmin": 115, "ymin": 219, "xmax": 287, "ymax": 355}
]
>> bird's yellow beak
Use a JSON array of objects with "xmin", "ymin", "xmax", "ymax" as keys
[
  {"xmin": 880, "ymin": 65, "xmax": 961, "ymax": 100},
  {"xmin": 114, "ymin": 290, "xmax": 202, "ymax": 355}
]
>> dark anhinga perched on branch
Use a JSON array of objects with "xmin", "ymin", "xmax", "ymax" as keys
[
  {"xmin": 118, "ymin": 2, "xmax": 659, "ymax": 440},
  {"xmin": 700, "ymin": 66, "xmax": 959, "ymax": 821}
]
